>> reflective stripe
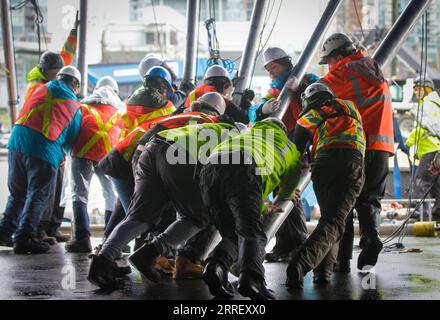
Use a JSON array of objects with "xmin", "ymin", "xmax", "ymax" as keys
[
  {"xmin": 189, "ymin": 90, "xmax": 197, "ymax": 104},
  {"xmin": 16, "ymin": 91, "xmax": 65, "ymax": 139},
  {"xmin": 123, "ymin": 129, "xmax": 147, "ymax": 161},
  {"xmin": 348, "ymin": 75, "xmax": 392, "ymax": 108},
  {"xmin": 76, "ymin": 106, "xmax": 120, "ymax": 157},
  {"xmin": 368, "ymin": 135, "xmax": 394, "ymax": 145}
]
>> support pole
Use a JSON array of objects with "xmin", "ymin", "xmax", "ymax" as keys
[
  {"xmin": 231, "ymin": 0, "xmax": 267, "ymax": 106},
  {"xmin": 1, "ymin": 0, "xmax": 18, "ymax": 128},
  {"xmin": 77, "ymin": 0, "xmax": 88, "ymax": 98},
  {"xmin": 182, "ymin": 0, "xmax": 200, "ymax": 84}
]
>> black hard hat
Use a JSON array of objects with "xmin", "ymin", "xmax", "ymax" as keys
[{"xmin": 39, "ymin": 51, "xmax": 64, "ymax": 71}]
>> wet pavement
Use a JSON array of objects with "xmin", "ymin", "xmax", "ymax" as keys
[{"xmin": 0, "ymin": 237, "xmax": 439, "ymax": 300}]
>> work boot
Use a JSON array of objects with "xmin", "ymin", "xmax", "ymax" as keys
[
  {"xmin": 65, "ymin": 237, "xmax": 92, "ymax": 253},
  {"xmin": 36, "ymin": 231, "xmax": 57, "ymax": 246},
  {"xmin": 286, "ymin": 263, "xmax": 304, "ymax": 290},
  {"xmin": 264, "ymin": 248, "xmax": 291, "ymax": 263},
  {"xmin": 237, "ymin": 273, "xmax": 275, "ymax": 300},
  {"xmin": 202, "ymin": 260, "xmax": 234, "ymax": 298},
  {"xmin": 155, "ymin": 255, "xmax": 175, "ymax": 275},
  {"xmin": 87, "ymin": 254, "xmax": 117, "ymax": 289},
  {"xmin": 0, "ymin": 232, "xmax": 13, "ymax": 247},
  {"xmin": 357, "ymin": 237, "xmax": 383, "ymax": 271},
  {"xmin": 113, "ymin": 258, "xmax": 132, "ymax": 277},
  {"xmin": 173, "ymin": 256, "xmax": 203, "ymax": 280},
  {"xmin": 313, "ymin": 272, "xmax": 332, "ymax": 285},
  {"xmin": 13, "ymin": 238, "xmax": 51, "ymax": 254},
  {"xmin": 334, "ymin": 259, "xmax": 351, "ymax": 273},
  {"xmin": 128, "ymin": 243, "xmax": 161, "ymax": 283},
  {"xmin": 49, "ymin": 229, "xmax": 71, "ymax": 243}
]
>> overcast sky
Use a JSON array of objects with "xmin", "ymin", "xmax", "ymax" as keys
[{"xmin": 45, "ymin": 0, "xmax": 329, "ymax": 64}]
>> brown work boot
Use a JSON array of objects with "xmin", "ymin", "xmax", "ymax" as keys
[
  {"xmin": 155, "ymin": 255, "xmax": 175, "ymax": 275},
  {"xmin": 173, "ymin": 256, "xmax": 204, "ymax": 280},
  {"xmin": 37, "ymin": 231, "xmax": 57, "ymax": 246}
]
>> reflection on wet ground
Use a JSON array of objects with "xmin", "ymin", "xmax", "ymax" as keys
[{"xmin": 0, "ymin": 237, "xmax": 439, "ymax": 300}]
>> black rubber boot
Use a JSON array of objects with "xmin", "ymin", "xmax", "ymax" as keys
[
  {"xmin": 286, "ymin": 263, "xmax": 304, "ymax": 290},
  {"xmin": 202, "ymin": 260, "xmax": 235, "ymax": 298},
  {"xmin": 357, "ymin": 237, "xmax": 383, "ymax": 270},
  {"xmin": 237, "ymin": 273, "xmax": 275, "ymax": 300},
  {"xmin": 128, "ymin": 243, "xmax": 161, "ymax": 283},
  {"xmin": 313, "ymin": 272, "xmax": 332, "ymax": 285},
  {"xmin": 65, "ymin": 237, "xmax": 92, "ymax": 253},
  {"xmin": 13, "ymin": 237, "xmax": 51, "ymax": 254},
  {"xmin": 87, "ymin": 255, "xmax": 117, "ymax": 289}
]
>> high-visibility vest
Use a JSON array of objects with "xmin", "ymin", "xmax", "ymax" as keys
[
  {"xmin": 15, "ymin": 83, "xmax": 80, "ymax": 141},
  {"xmin": 116, "ymin": 112, "xmax": 218, "ymax": 162},
  {"xmin": 321, "ymin": 51, "xmax": 394, "ymax": 155},
  {"xmin": 184, "ymin": 85, "xmax": 224, "ymax": 108},
  {"xmin": 297, "ymin": 98, "xmax": 366, "ymax": 159},
  {"xmin": 119, "ymin": 101, "xmax": 176, "ymax": 139},
  {"xmin": 71, "ymin": 103, "xmax": 121, "ymax": 162},
  {"xmin": 265, "ymin": 87, "xmax": 302, "ymax": 134}
]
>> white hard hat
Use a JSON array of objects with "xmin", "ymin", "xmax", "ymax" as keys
[
  {"xmin": 96, "ymin": 76, "xmax": 119, "ymax": 94},
  {"xmin": 204, "ymin": 65, "xmax": 230, "ymax": 80},
  {"xmin": 138, "ymin": 54, "xmax": 163, "ymax": 78},
  {"xmin": 263, "ymin": 47, "xmax": 290, "ymax": 67},
  {"xmin": 57, "ymin": 65, "xmax": 81, "ymax": 84},
  {"xmin": 319, "ymin": 33, "xmax": 356, "ymax": 65},
  {"xmin": 199, "ymin": 92, "xmax": 226, "ymax": 115}
]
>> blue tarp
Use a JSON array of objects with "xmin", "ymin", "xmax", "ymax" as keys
[{"xmin": 88, "ymin": 58, "xmax": 236, "ymax": 86}]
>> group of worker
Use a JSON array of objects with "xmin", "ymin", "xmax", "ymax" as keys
[{"xmin": 1, "ymin": 20, "xmax": 440, "ymax": 300}]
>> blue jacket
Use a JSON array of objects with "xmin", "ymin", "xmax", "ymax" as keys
[
  {"xmin": 8, "ymin": 80, "xmax": 82, "ymax": 168},
  {"xmin": 248, "ymin": 70, "xmax": 320, "ymax": 123}
]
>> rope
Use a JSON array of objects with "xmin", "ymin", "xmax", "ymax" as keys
[{"xmin": 150, "ymin": 0, "xmax": 165, "ymax": 60}]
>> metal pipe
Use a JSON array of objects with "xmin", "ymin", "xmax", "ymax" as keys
[
  {"xmin": 272, "ymin": 0, "xmax": 343, "ymax": 120},
  {"xmin": 182, "ymin": 0, "xmax": 200, "ymax": 84},
  {"xmin": 1, "ymin": 0, "xmax": 18, "ymax": 127},
  {"xmin": 77, "ymin": 0, "xmax": 88, "ymax": 98},
  {"xmin": 372, "ymin": 0, "xmax": 432, "ymax": 69},
  {"xmin": 231, "ymin": 0, "xmax": 267, "ymax": 106}
]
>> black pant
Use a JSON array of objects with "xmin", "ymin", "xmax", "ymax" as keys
[
  {"xmin": 38, "ymin": 166, "xmax": 66, "ymax": 236},
  {"xmin": 200, "ymin": 156, "xmax": 267, "ymax": 282},
  {"xmin": 338, "ymin": 150, "xmax": 389, "ymax": 259},
  {"xmin": 412, "ymin": 151, "xmax": 440, "ymax": 219},
  {"xmin": 270, "ymin": 203, "xmax": 307, "ymax": 253},
  {"xmin": 289, "ymin": 149, "xmax": 365, "ymax": 275}
]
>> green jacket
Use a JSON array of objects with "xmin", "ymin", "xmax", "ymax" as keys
[
  {"xmin": 157, "ymin": 122, "xmax": 238, "ymax": 163},
  {"xmin": 213, "ymin": 121, "xmax": 301, "ymax": 203}
]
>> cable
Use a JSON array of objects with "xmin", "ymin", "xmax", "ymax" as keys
[
  {"xmin": 383, "ymin": 14, "xmax": 431, "ymax": 249},
  {"xmin": 352, "ymin": 0, "xmax": 365, "ymax": 41},
  {"xmin": 150, "ymin": 0, "xmax": 165, "ymax": 60}
]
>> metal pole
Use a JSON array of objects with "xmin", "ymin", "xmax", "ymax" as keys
[
  {"xmin": 1, "ymin": 0, "xmax": 18, "ymax": 127},
  {"xmin": 231, "ymin": 0, "xmax": 267, "ymax": 106},
  {"xmin": 182, "ymin": 0, "xmax": 200, "ymax": 84},
  {"xmin": 272, "ymin": 0, "xmax": 343, "ymax": 120},
  {"xmin": 77, "ymin": 0, "xmax": 88, "ymax": 98},
  {"xmin": 372, "ymin": 0, "xmax": 432, "ymax": 69}
]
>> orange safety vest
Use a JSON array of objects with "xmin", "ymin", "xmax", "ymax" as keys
[
  {"xmin": 321, "ymin": 51, "xmax": 394, "ymax": 155},
  {"xmin": 297, "ymin": 98, "xmax": 366, "ymax": 159},
  {"xmin": 71, "ymin": 104, "xmax": 121, "ymax": 162},
  {"xmin": 119, "ymin": 101, "xmax": 176, "ymax": 139},
  {"xmin": 265, "ymin": 87, "xmax": 302, "ymax": 134},
  {"xmin": 116, "ymin": 112, "xmax": 218, "ymax": 162},
  {"xmin": 184, "ymin": 85, "xmax": 223, "ymax": 109},
  {"xmin": 15, "ymin": 83, "xmax": 80, "ymax": 141}
]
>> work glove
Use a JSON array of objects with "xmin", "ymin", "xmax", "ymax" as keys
[
  {"xmin": 262, "ymin": 201, "xmax": 283, "ymax": 216},
  {"xmin": 178, "ymin": 80, "xmax": 196, "ymax": 95},
  {"xmin": 261, "ymin": 98, "xmax": 280, "ymax": 115}
]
